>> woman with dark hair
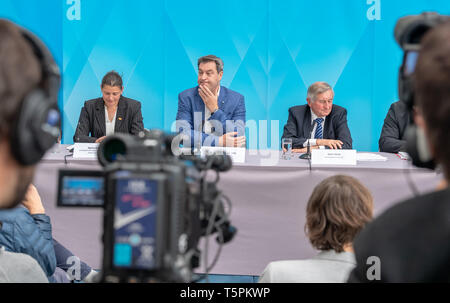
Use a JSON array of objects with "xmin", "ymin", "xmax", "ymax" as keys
[
  {"xmin": 73, "ymin": 71, "xmax": 144, "ymax": 143},
  {"xmin": 258, "ymin": 175, "xmax": 373, "ymax": 283}
]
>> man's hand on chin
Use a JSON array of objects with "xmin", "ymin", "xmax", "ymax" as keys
[{"xmin": 199, "ymin": 85, "xmax": 219, "ymax": 113}]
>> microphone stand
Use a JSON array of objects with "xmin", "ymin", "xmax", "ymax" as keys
[
  {"xmin": 299, "ymin": 140, "xmax": 311, "ymax": 160},
  {"xmin": 299, "ymin": 120, "xmax": 317, "ymax": 160}
]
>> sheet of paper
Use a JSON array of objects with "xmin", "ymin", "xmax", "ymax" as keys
[{"xmin": 357, "ymin": 153, "xmax": 388, "ymax": 161}]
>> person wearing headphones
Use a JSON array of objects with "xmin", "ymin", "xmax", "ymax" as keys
[
  {"xmin": 0, "ymin": 19, "xmax": 98, "ymax": 283},
  {"xmin": 348, "ymin": 19, "xmax": 450, "ymax": 283},
  {"xmin": 73, "ymin": 71, "xmax": 144, "ymax": 143},
  {"xmin": 0, "ymin": 18, "xmax": 60, "ymax": 282}
]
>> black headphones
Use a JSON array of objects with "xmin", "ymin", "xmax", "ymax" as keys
[{"xmin": 9, "ymin": 27, "xmax": 61, "ymax": 166}]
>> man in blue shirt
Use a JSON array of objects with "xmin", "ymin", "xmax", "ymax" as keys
[{"xmin": 176, "ymin": 55, "xmax": 246, "ymax": 148}]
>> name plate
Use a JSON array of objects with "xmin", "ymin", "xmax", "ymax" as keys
[
  {"xmin": 200, "ymin": 147, "xmax": 246, "ymax": 163},
  {"xmin": 311, "ymin": 149, "xmax": 357, "ymax": 165},
  {"xmin": 73, "ymin": 143, "xmax": 99, "ymax": 159}
]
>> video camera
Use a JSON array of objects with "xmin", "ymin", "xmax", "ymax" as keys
[
  {"xmin": 396, "ymin": 12, "xmax": 449, "ymax": 111},
  {"xmin": 57, "ymin": 130, "xmax": 236, "ymax": 282},
  {"xmin": 395, "ymin": 12, "xmax": 450, "ymax": 169}
]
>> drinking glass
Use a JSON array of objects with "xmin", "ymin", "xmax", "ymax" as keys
[{"xmin": 282, "ymin": 138, "xmax": 292, "ymax": 160}]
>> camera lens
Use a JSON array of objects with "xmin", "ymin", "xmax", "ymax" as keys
[{"xmin": 98, "ymin": 137, "xmax": 127, "ymax": 166}]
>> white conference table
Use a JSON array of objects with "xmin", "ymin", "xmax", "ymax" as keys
[{"xmin": 33, "ymin": 145, "xmax": 442, "ymax": 276}]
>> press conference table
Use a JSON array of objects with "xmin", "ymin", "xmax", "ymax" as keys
[{"xmin": 34, "ymin": 145, "xmax": 442, "ymax": 276}]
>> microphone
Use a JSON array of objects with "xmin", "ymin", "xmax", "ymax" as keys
[{"xmin": 299, "ymin": 120, "xmax": 317, "ymax": 160}]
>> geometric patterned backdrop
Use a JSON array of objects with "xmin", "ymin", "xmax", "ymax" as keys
[{"xmin": 1, "ymin": 0, "xmax": 449, "ymax": 151}]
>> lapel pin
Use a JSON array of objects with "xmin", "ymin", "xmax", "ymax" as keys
[{"xmin": 118, "ymin": 117, "xmax": 122, "ymax": 121}]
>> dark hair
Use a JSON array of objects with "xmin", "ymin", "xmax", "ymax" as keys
[
  {"xmin": 101, "ymin": 71, "xmax": 123, "ymax": 88},
  {"xmin": 414, "ymin": 21, "xmax": 450, "ymax": 180},
  {"xmin": 198, "ymin": 55, "xmax": 224, "ymax": 73},
  {"xmin": 305, "ymin": 175, "xmax": 373, "ymax": 253},
  {"xmin": 0, "ymin": 19, "xmax": 41, "ymax": 140}
]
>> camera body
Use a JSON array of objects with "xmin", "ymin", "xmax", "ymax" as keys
[{"xmin": 58, "ymin": 130, "xmax": 236, "ymax": 282}]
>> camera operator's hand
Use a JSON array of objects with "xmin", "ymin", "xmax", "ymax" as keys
[
  {"xmin": 219, "ymin": 132, "xmax": 246, "ymax": 147},
  {"xmin": 316, "ymin": 139, "xmax": 343, "ymax": 149},
  {"xmin": 22, "ymin": 184, "xmax": 45, "ymax": 215},
  {"xmin": 95, "ymin": 136, "xmax": 106, "ymax": 143}
]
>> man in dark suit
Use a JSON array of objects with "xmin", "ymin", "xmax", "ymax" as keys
[
  {"xmin": 378, "ymin": 100, "xmax": 411, "ymax": 153},
  {"xmin": 175, "ymin": 55, "xmax": 246, "ymax": 148},
  {"xmin": 281, "ymin": 82, "xmax": 352, "ymax": 151},
  {"xmin": 73, "ymin": 71, "xmax": 144, "ymax": 143},
  {"xmin": 348, "ymin": 21, "xmax": 450, "ymax": 282}
]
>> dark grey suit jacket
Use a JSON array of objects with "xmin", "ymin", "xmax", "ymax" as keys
[
  {"xmin": 281, "ymin": 104, "xmax": 352, "ymax": 149},
  {"xmin": 73, "ymin": 96, "xmax": 144, "ymax": 143},
  {"xmin": 348, "ymin": 188, "xmax": 450, "ymax": 282},
  {"xmin": 378, "ymin": 101, "xmax": 411, "ymax": 153}
]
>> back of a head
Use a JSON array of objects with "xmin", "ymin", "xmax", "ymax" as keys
[
  {"xmin": 0, "ymin": 19, "xmax": 41, "ymax": 141},
  {"xmin": 414, "ymin": 21, "xmax": 450, "ymax": 180},
  {"xmin": 306, "ymin": 175, "xmax": 373, "ymax": 253}
]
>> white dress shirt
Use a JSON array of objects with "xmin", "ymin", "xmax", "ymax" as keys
[
  {"xmin": 303, "ymin": 109, "xmax": 326, "ymax": 149},
  {"xmin": 105, "ymin": 106, "xmax": 117, "ymax": 137}
]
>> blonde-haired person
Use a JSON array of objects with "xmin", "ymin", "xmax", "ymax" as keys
[{"xmin": 259, "ymin": 175, "xmax": 373, "ymax": 283}]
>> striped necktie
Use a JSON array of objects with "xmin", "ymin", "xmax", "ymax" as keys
[{"xmin": 314, "ymin": 118, "xmax": 324, "ymax": 139}]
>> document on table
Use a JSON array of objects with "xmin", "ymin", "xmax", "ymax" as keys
[{"xmin": 356, "ymin": 153, "xmax": 387, "ymax": 161}]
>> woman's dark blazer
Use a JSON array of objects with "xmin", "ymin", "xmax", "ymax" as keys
[{"xmin": 73, "ymin": 96, "xmax": 144, "ymax": 143}]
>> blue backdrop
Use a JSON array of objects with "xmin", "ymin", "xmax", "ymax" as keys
[{"xmin": 1, "ymin": 0, "xmax": 449, "ymax": 151}]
